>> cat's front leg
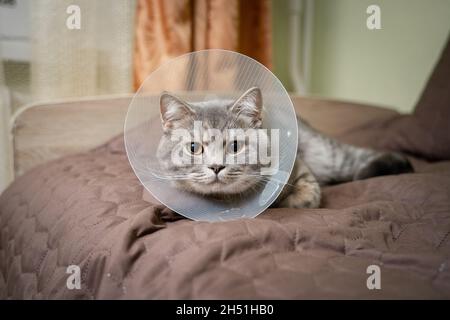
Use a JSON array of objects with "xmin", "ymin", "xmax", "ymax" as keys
[{"xmin": 276, "ymin": 160, "xmax": 321, "ymax": 209}]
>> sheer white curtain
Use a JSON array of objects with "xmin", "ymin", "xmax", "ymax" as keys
[
  {"xmin": 0, "ymin": 49, "xmax": 12, "ymax": 192},
  {"xmin": 31, "ymin": 0, "xmax": 136, "ymax": 101},
  {"xmin": 0, "ymin": 0, "xmax": 137, "ymax": 191}
]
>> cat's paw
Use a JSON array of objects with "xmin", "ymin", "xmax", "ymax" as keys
[
  {"xmin": 278, "ymin": 185, "xmax": 321, "ymax": 209},
  {"xmin": 354, "ymin": 152, "xmax": 414, "ymax": 180}
]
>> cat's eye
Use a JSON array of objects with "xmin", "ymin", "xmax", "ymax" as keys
[
  {"xmin": 187, "ymin": 142, "xmax": 203, "ymax": 155},
  {"xmin": 226, "ymin": 140, "xmax": 244, "ymax": 154}
]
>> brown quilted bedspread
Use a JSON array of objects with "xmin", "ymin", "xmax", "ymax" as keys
[{"xmin": 1, "ymin": 102, "xmax": 450, "ymax": 299}]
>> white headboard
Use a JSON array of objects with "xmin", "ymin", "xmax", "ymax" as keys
[{"xmin": 10, "ymin": 95, "xmax": 132, "ymax": 177}]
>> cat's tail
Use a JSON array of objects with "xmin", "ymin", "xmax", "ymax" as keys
[{"xmin": 297, "ymin": 118, "xmax": 413, "ymax": 185}]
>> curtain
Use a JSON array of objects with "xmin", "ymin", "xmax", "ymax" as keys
[
  {"xmin": 30, "ymin": 0, "xmax": 137, "ymax": 101},
  {"xmin": 133, "ymin": 0, "xmax": 272, "ymax": 90},
  {"xmin": 0, "ymin": 48, "xmax": 12, "ymax": 192}
]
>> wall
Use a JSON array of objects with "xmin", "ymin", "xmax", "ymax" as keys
[
  {"xmin": 273, "ymin": 0, "xmax": 450, "ymax": 113},
  {"xmin": 272, "ymin": 0, "xmax": 294, "ymax": 91}
]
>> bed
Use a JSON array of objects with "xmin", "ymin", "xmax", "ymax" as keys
[{"xmin": 1, "ymin": 41, "xmax": 449, "ymax": 299}]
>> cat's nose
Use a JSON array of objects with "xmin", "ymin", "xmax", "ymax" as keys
[{"xmin": 209, "ymin": 165, "xmax": 225, "ymax": 174}]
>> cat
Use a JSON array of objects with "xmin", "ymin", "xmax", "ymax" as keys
[{"xmin": 156, "ymin": 87, "xmax": 413, "ymax": 208}]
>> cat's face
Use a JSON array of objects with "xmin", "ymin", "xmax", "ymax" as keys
[{"xmin": 156, "ymin": 87, "xmax": 267, "ymax": 197}]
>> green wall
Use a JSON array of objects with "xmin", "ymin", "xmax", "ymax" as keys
[
  {"xmin": 273, "ymin": 0, "xmax": 450, "ymax": 113},
  {"xmin": 272, "ymin": 0, "xmax": 294, "ymax": 91}
]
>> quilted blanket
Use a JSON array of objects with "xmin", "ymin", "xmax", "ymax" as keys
[{"xmin": 1, "ymin": 98, "xmax": 449, "ymax": 299}]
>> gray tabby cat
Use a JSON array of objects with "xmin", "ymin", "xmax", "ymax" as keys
[{"xmin": 156, "ymin": 87, "xmax": 413, "ymax": 208}]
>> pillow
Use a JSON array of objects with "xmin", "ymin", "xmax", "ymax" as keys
[{"xmin": 380, "ymin": 36, "xmax": 450, "ymax": 161}]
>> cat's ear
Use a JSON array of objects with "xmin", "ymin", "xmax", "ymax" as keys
[
  {"xmin": 230, "ymin": 87, "xmax": 263, "ymax": 128},
  {"xmin": 159, "ymin": 92, "xmax": 194, "ymax": 131}
]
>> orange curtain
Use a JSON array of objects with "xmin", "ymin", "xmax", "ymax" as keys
[{"xmin": 133, "ymin": 0, "xmax": 272, "ymax": 90}]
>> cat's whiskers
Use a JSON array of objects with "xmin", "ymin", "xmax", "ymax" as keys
[
  {"xmin": 150, "ymin": 173, "xmax": 192, "ymax": 181},
  {"xmin": 240, "ymin": 173, "xmax": 304, "ymax": 190}
]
